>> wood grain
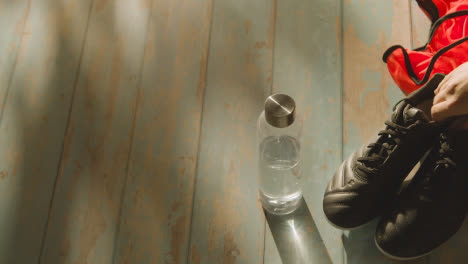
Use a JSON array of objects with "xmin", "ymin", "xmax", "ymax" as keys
[
  {"xmin": 342, "ymin": 0, "xmax": 419, "ymax": 263},
  {"xmin": 187, "ymin": 0, "xmax": 274, "ymax": 263},
  {"xmin": 39, "ymin": 0, "xmax": 152, "ymax": 263},
  {"xmin": 0, "ymin": 0, "xmax": 464, "ymax": 263},
  {"xmin": 112, "ymin": 0, "xmax": 213, "ymax": 263},
  {"xmin": 0, "ymin": 0, "xmax": 92, "ymax": 263},
  {"xmin": 343, "ymin": 0, "xmax": 409, "ymax": 155},
  {"xmin": 263, "ymin": 0, "xmax": 342, "ymax": 263},
  {"xmin": 0, "ymin": 0, "xmax": 30, "ymax": 118},
  {"xmin": 264, "ymin": 224, "xmax": 282, "ymax": 264},
  {"xmin": 410, "ymin": 0, "xmax": 432, "ymax": 49}
]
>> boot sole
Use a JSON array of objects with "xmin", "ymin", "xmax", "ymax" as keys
[
  {"xmin": 374, "ymin": 236, "xmax": 434, "ymax": 261},
  {"xmin": 324, "ymin": 214, "xmax": 372, "ymax": 231}
]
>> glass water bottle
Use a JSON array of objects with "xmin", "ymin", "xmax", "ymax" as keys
[{"xmin": 257, "ymin": 94, "xmax": 303, "ymax": 215}]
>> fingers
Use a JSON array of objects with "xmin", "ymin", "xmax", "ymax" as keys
[
  {"xmin": 431, "ymin": 63, "xmax": 468, "ymax": 121},
  {"xmin": 433, "ymin": 87, "xmax": 449, "ymax": 105},
  {"xmin": 433, "ymin": 82, "xmax": 456, "ymax": 105},
  {"xmin": 435, "ymin": 74, "xmax": 451, "ymax": 95},
  {"xmin": 431, "ymin": 100, "xmax": 453, "ymax": 121},
  {"xmin": 431, "ymin": 97, "xmax": 467, "ymax": 121},
  {"xmin": 432, "ymin": 85, "xmax": 468, "ymax": 121},
  {"xmin": 433, "ymin": 91, "xmax": 445, "ymax": 105},
  {"xmin": 436, "ymin": 62, "xmax": 468, "ymax": 95}
]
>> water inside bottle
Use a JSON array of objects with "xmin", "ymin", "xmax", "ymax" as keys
[{"xmin": 259, "ymin": 135, "xmax": 302, "ymax": 215}]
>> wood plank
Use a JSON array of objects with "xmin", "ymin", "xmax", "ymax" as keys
[
  {"xmin": 39, "ymin": 0, "xmax": 152, "ymax": 263},
  {"xmin": 264, "ymin": 224, "xmax": 282, "ymax": 264},
  {"xmin": 410, "ymin": 2, "xmax": 468, "ymax": 263},
  {"xmin": 0, "ymin": 0, "xmax": 30, "ymax": 117},
  {"xmin": 264, "ymin": 0, "xmax": 342, "ymax": 263},
  {"xmin": 264, "ymin": 198, "xmax": 333, "ymax": 264},
  {"xmin": 187, "ymin": 0, "xmax": 274, "ymax": 263},
  {"xmin": 410, "ymin": 0, "xmax": 432, "ymax": 49},
  {"xmin": 112, "ymin": 0, "xmax": 213, "ymax": 263},
  {"xmin": 342, "ymin": 0, "xmax": 426, "ymax": 263},
  {"xmin": 0, "ymin": 0, "xmax": 92, "ymax": 263}
]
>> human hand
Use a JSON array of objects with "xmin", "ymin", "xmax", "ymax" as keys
[{"xmin": 431, "ymin": 62, "xmax": 468, "ymax": 121}]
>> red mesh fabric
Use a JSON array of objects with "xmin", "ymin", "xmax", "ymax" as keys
[
  {"xmin": 385, "ymin": 0, "xmax": 468, "ymax": 95},
  {"xmin": 432, "ymin": 0, "xmax": 468, "ymax": 16},
  {"xmin": 417, "ymin": 0, "xmax": 468, "ymax": 20}
]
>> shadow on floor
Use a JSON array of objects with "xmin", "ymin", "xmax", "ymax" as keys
[
  {"xmin": 265, "ymin": 197, "xmax": 332, "ymax": 264},
  {"xmin": 341, "ymin": 219, "xmax": 402, "ymax": 264},
  {"xmin": 342, "ymin": 218, "xmax": 468, "ymax": 264}
]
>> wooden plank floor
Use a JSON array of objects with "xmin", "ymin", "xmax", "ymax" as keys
[
  {"xmin": 342, "ymin": 1, "xmax": 424, "ymax": 263},
  {"xmin": 264, "ymin": 1, "xmax": 342, "ymax": 263},
  {"xmin": 0, "ymin": 0, "xmax": 466, "ymax": 263}
]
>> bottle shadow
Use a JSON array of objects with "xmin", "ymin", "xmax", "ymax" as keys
[{"xmin": 265, "ymin": 197, "xmax": 332, "ymax": 264}]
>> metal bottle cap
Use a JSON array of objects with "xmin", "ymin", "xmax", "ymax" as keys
[{"xmin": 264, "ymin": 94, "xmax": 296, "ymax": 128}]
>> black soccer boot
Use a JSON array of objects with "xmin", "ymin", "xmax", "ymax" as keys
[
  {"xmin": 323, "ymin": 73, "xmax": 450, "ymax": 229},
  {"xmin": 375, "ymin": 129, "xmax": 468, "ymax": 260}
]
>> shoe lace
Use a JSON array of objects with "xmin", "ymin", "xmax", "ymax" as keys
[
  {"xmin": 420, "ymin": 133, "xmax": 456, "ymax": 199},
  {"xmin": 356, "ymin": 119, "xmax": 410, "ymax": 174}
]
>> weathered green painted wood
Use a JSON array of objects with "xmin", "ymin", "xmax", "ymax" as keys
[
  {"xmin": 39, "ymin": 1, "xmax": 152, "ymax": 263},
  {"xmin": 342, "ymin": 0, "xmax": 426, "ymax": 263},
  {"xmin": 410, "ymin": 0, "xmax": 432, "ymax": 49},
  {"xmin": 0, "ymin": 0, "xmax": 92, "ymax": 263},
  {"xmin": 265, "ymin": 198, "xmax": 333, "ymax": 264},
  {"xmin": 263, "ymin": 0, "xmax": 342, "ymax": 263},
  {"xmin": 409, "ymin": 2, "xmax": 468, "ymax": 263},
  {"xmin": 187, "ymin": 0, "xmax": 274, "ymax": 263},
  {"xmin": 112, "ymin": 0, "xmax": 213, "ymax": 263},
  {"xmin": 264, "ymin": 224, "xmax": 282, "ymax": 264},
  {"xmin": 0, "ymin": 0, "xmax": 30, "ymax": 116}
]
